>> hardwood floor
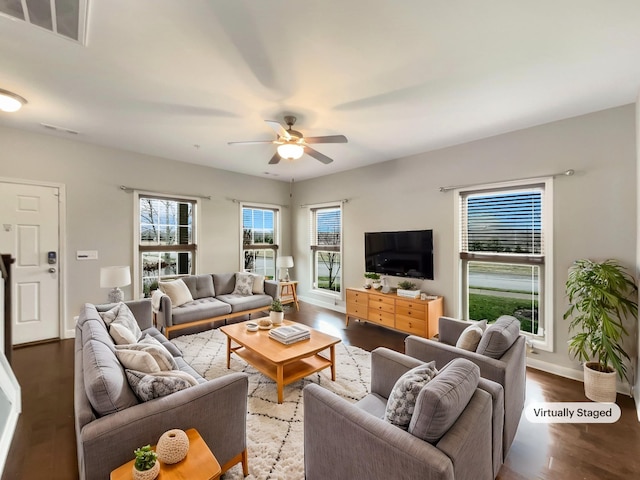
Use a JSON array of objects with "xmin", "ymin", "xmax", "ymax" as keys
[{"xmin": 3, "ymin": 302, "xmax": 639, "ymax": 479}]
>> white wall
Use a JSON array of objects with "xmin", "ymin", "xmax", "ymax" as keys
[
  {"xmin": 0, "ymin": 126, "xmax": 291, "ymax": 337},
  {"xmin": 292, "ymin": 105, "xmax": 637, "ymax": 378}
]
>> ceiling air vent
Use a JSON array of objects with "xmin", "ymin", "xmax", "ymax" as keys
[
  {"xmin": 0, "ymin": 0, "xmax": 88, "ymax": 44},
  {"xmin": 40, "ymin": 122, "xmax": 79, "ymax": 135}
]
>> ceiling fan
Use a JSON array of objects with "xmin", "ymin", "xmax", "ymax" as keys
[{"xmin": 228, "ymin": 115, "xmax": 348, "ymax": 164}]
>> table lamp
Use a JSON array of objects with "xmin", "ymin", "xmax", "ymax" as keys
[
  {"xmin": 276, "ymin": 256, "xmax": 294, "ymax": 282},
  {"xmin": 100, "ymin": 266, "xmax": 131, "ymax": 303}
]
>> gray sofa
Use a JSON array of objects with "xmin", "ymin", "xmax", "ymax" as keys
[
  {"xmin": 155, "ymin": 273, "xmax": 279, "ymax": 338},
  {"xmin": 405, "ymin": 316, "xmax": 526, "ymax": 461},
  {"xmin": 304, "ymin": 348, "xmax": 505, "ymax": 480},
  {"xmin": 74, "ymin": 299, "xmax": 249, "ymax": 480}
]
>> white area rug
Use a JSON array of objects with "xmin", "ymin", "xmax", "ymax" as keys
[{"xmin": 171, "ymin": 328, "xmax": 371, "ymax": 480}]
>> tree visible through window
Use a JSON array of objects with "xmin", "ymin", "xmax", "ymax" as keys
[
  {"xmin": 139, "ymin": 196, "xmax": 196, "ymax": 297},
  {"xmin": 242, "ymin": 205, "xmax": 278, "ymax": 278},
  {"xmin": 310, "ymin": 205, "xmax": 342, "ymax": 294},
  {"xmin": 459, "ymin": 182, "xmax": 551, "ymax": 342}
]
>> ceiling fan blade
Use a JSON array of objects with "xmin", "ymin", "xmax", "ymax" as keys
[
  {"xmin": 304, "ymin": 135, "xmax": 348, "ymax": 144},
  {"xmin": 305, "ymin": 147, "xmax": 333, "ymax": 164},
  {"xmin": 268, "ymin": 152, "xmax": 281, "ymax": 164},
  {"xmin": 228, "ymin": 140, "xmax": 275, "ymax": 145},
  {"xmin": 264, "ymin": 120, "xmax": 291, "ymax": 140}
]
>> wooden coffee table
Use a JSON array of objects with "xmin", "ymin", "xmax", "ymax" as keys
[{"xmin": 220, "ymin": 320, "xmax": 341, "ymax": 403}]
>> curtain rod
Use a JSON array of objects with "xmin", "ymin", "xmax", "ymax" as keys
[
  {"xmin": 226, "ymin": 197, "xmax": 290, "ymax": 208},
  {"xmin": 119, "ymin": 185, "xmax": 211, "ymax": 200},
  {"xmin": 299, "ymin": 198, "xmax": 350, "ymax": 208},
  {"xmin": 438, "ymin": 169, "xmax": 575, "ymax": 193}
]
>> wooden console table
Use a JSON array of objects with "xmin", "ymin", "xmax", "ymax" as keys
[
  {"xmin": 110, "ymin": 428, "xmax": 221, "ymax": 480},
  {"xmin": 346, "ymin": 287, "xmax": 443, "ymax": 339}
]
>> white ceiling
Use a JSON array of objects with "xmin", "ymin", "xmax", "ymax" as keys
[{"xmin": 1, "ymin": 0, "xmax": 640, "ymax": 181}]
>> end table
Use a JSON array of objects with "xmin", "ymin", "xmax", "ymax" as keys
[
  {"xmin": 278, "ymin": 281, "xmax": 299, "ymax": 310},
  {"xmin": 110, "ymin": 428, "xmax": 221, "ymax": 480}
]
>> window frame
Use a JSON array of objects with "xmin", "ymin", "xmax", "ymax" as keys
[
  {"xmin": 240, "ymin": 203, "xmax": 280, "ymax": 278},
  {"xmin": 133, "ymin": 192, "xmax": 200, "ymax": 299},
  {"xmin": 455, "ymin": 178, "xmax": 554, "ymax": 352},
  {"xmin": 309, "ymin": 202, "xmax": 343, "ymax": 298}
]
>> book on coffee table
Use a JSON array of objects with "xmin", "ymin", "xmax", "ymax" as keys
[{"xmin": 269, "ymin": 325, "xmax": 310, "ymax": 344}]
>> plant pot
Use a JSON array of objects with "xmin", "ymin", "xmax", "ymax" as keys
[
  {"xmin": 372, "ymin": 281, "xmax": 381, "ymax": 290},
  {"xmin": 270, "ymin": 311, "xmax": 284, "ymax": 325},
  {"xmin": 397, "ymin": 288, "xmax": 420, "ymax": 299},
  {"xmin": 132, "ymin": 461, "xmax": 160, "ymax": 480},
  {"xmin": 583, "ymin": 362, "xmax": 617, "ymax": 403}
]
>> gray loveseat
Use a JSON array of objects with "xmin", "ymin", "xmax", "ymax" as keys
[
  {"xmin": 304, "ymin": 348, "xmax": 505, "ymax": 480},
  {"xmin": 74, "ymin": 299, "xmax": 248, "ymax": 480},
  {"xmin": 155, "ymin": 273, "xmax": 279, "ymax": 338}
]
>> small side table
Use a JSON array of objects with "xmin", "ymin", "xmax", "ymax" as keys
[
  {"xmin": 278, "ymin": 281, "xmax": 299, "ymax": 311},
  {"xmin": 110, "ymin": 428, "xmax": 221, "ymax": 480}
]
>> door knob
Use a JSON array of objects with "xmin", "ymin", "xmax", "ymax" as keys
[{"xmin": 49, "ymin": 267, "xmax": 56, "ymax": 273}]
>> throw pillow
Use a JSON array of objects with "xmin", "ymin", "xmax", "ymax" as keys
[
  {"xmin": 100, "ymin": 302, "xmax": 142, "ymax": 344},
  {"xmin": 126, "ymin": 369, "xmax": 198, "ymax": 402},
  {"xmin": 455, "ymin": 324, "xmax": 484, "ymax": 351},
  {"xmin": 384, "ymin": 361, "xmax": 438, "ymax": 430},
  {"xmin": 115, "ymin": 343, "xmax": 178, "ymax": 371},
  {"xmin": 251, "ymin": 274, "xmax": 266, "ymax": 294},
  {"xmin": 408, "ymin": 358, "xmax": 480, "ymax": 443},
  {"xmin": 476, "ymin": 315, "xmax": 521, "ymax": 359},
  {"xmin": 159, "ymin": 279, "xmax": 194, "ymax": 307},
  {"xmin": 115, "ymin": 349, "xmax": 161, "ymax": 374},
  {"xmin": 232, "ymin": 272, "xmax": 254, "ymax": 296}
]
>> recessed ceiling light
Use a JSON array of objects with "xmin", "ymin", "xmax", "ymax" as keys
[{"xmin": 0, "ymin": 88, "xmax": 27, "ymax": 112}]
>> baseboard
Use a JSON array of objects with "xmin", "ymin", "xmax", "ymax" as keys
[
  {"xmin": 296, "ymin": 295, "xmax": 346, "ymax": 313},
  {"xmin": 634, "ymin": 383, "xmax": 640, "ymax": 421},
  {"xmin": 64, "ymin": 328, "xmax": 75, "ymax": 339},
  {"xmin": 526, "ymin": 356, "xmax": 632, "ymax": 396}
]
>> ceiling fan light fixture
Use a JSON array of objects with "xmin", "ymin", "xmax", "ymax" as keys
[
  {"xmin": 277, "ymin": 143, "xmax": 304, "ymax": 160},
  {"xmin": 0, "ymin": 88, "xmax": 27, "ymax": 112}
]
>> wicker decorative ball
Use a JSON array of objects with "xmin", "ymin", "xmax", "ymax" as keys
[{"xmin": 156, "ymin": 429, "xmax": 189, "ymax": 464}]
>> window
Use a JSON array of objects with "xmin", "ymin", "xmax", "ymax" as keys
[
  {"xmin": 242, "ymin": 205, "xmax": 279, "ymax": 278},
  {"xmin": 137, "ymin": 195, "xmax": 197, "ymax": 297},
  {"xmin": 458, "ymin": 179, "xmax": 553, "ymax": 350},
  {"xmin": 310, "ymin": 204, "xmax": 342, "ymax": 295}
]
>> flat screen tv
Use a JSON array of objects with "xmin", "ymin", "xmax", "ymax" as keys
[{"xmin": 365, "ymin": 229, "xmax": 434, "ymax": 280}]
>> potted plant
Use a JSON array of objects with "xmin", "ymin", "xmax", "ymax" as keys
[
  {"xmin": 270, "ymin": 298, "xmax": 285, "ymax": 325},
  {"xmin": 132, "ymin": 445, "xmax": 160, "ymax": 480},
  {"xmin": 563, "ymin": 259, "xmax": 638, "ymax": 402},
  {"xmin": 397, "ymin": 280, "xmax": 420, "ymax": 299},
  {"xmin": 364, "ymin": 272, "xmax": 381, "ymax": 289}
]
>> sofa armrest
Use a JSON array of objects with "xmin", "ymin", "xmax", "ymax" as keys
[
  {"xmin": 264, "ymin": 279, "xmax": 278, "ymax": 299},
  {"xmin": 303, "ymin": 384, "xmax": 454, "ymax": 480},
  {"xmin": 79, "ymin": 372, "xmax": 248, "ymax": 480},
  {"xmin": 370, "ymin": 347, "xmax": 425, "ymax": 398},
  {"xmin": 155, "ymin": 294, "xmax": 174, "ymax": 329}
]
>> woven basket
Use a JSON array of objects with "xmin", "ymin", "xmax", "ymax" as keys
[
  {"xmin": 156, "ymin": 429, "xmax": 190, "ymax": 464},
  {"xmin": 583, "ymin": 362, "xmax": 617, "ymax": 403}
]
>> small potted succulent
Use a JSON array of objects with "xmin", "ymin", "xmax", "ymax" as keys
[
  {"xmin": 133, "ymin": 445, "xmax": 160, "ymax": 480},
  {"xmin": 364, "ymin": 272, "xmax": 381, "ymax": 289},
  {"xmin": 269, "ymin": 298, "xmax": 285, "ymax": 325},
  {"xmin": 397, "ymin": 280, "xmax": 420, "ymax": 299}
]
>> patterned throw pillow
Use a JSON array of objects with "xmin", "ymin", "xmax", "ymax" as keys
[
  {"xmin": 232, "ymin": 272, "xmax": 254, "ymax": 296},
  {"xmin": 384, "ymin": 362, "xmax": 438, "ymax": 430},
  {"xmin": 125, "ymin": 369, "xmax": 198, "ymax": 402},
  {"xmin": 100, "ymin": 302, "xmax": 142, "ymax": 345}
]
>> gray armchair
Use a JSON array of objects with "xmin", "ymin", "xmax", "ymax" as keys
[
  {"xmin": 303, "ymin": 348, "xmax": 503, "ymax": 480},
  {"xmin": 405, "ymin": 316, "xmax": 526, "ymax": 460}
]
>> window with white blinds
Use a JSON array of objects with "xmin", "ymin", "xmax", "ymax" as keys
[
  {"xmin": 310, "ymin": 205, "xmax": 342, "ymax": 294},
  {"xmin": 241, "ymin": 205, "xmax": 279, "ymax": 278},
  {"xmin": 458, "ymin": 180, "xmax": 553, "ymax": 350}
]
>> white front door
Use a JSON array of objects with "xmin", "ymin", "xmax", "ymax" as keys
[{"xmin": 0, "ymin": 182, "xmax": 60, "ymax": 345}]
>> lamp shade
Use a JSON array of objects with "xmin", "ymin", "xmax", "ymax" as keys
[
  {"xmin": 276, "ymin": 256, "xmax": 294, "ymax": 268},
  {"xmin": 277, "ymin": 143, "xmax": 304, "ymax": 160},
  {"xmin": 100, "ymin": 266, "xmax": 131, "ymax": 288}
]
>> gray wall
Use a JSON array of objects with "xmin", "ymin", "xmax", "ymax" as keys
[
  {"xmin": 0, "ymin": 126, "xmax": 291, "ymax": 336},
  {"xmin": 292, "ymin": 105, "xmax": 637, "ymax": 378}
]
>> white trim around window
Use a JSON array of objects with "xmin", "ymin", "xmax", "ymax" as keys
[{"xmin": 308, "ymin": 202, "xmax": 343, "ymax": 298}]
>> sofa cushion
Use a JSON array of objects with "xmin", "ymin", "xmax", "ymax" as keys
[
  {"xmin": 232, "ymin": 272, "xmax": 254, "ymax": 295},
  {"xmin": 100, "ymin": 302, "xmax": 143, "ymax": 345},
  {"xmin": 476, "ymin": 316, "xmax": 521, "ymax": 359},
  {"xmin": 81, "ymin": 318, "xmax": 115, "ymax": 350},
  {"xmin": 115, "ymin": 343, "xmax": 178, "ymax": 371},
  {"xmin": 384, "ymin": 361, "xmax": 438, "ymax": 430},
  {"xmin": 408, "ymin": 358, "xmax": 480, "ymax": 443},
  {"xmin": 83, "ymin": 340, "xmax": 139, "ymax": 416},
  {"xmin": 182, "ymin": 274, "xmax": 215, "ymax": 300},
  {"xmin": 170, "ymin": 297, "xmax": 232, "ymax": 325},
  {"xmin": 455, "ymin": 322, "xmax": 485, "ymax": 352},
  {"xmin": 216, "ymin": 293, "xmax": 273, "ymax": 313},
  {"xmin": 125, "ymin": 369, "xmax": 198, "ymax": 402},
  {"xmin": 160, "ymin": 279, "xmax": 194, "ymax": 307},
  {"xmin": 213, "ymin": 273, "xmax": 236, "ymax": 295}
]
